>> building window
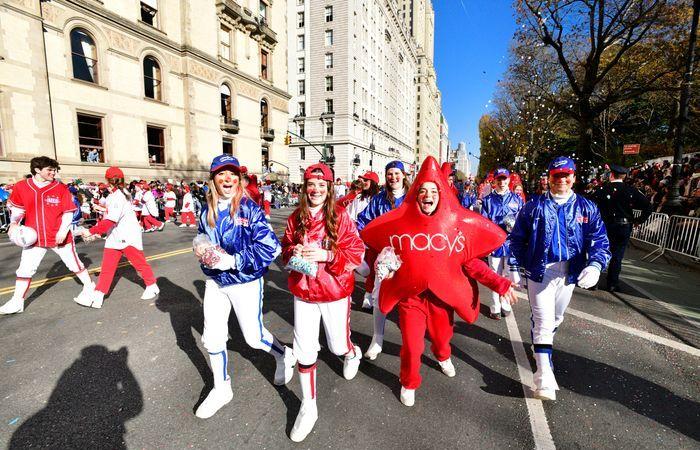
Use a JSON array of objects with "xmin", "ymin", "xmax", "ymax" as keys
[
  {"xmin": 298, "ymin": 122, "xmax": 305, "ymax": 137},
  {"xmin": 259, "ymin": 1, "xmax": 268, "ymax": 20},
  {"xmin": 298, "ymin": 57, "xmax": 305, "ymax": 73},
  {"xmin": 325, "ymin": 76, "xmax": 333, "ymax": 91},
  {"xmin": 326, "ymin": 120, "xmax": 333, "ymax": 136},
  {"xmin": 325, "ymin": 99, "xmax": 333, "ymax": 113},
  {"xmin": 297, "ymin": 0, "xmax": 304, "ymax": 5},
  {"xmin": 140, "ymin": 0, "xmax": 158, "ymax": 27},
  {"xmin": 298, "ymin": 101, "xmax": 305, "ymax": 116},
  {"xmin": 297, "ymin": 35, "xmax": 305, "ymax": 51},
  {"xmin": 325, "ymin": 53, "xmax": 333, "ymax": 69},
  {"xmin": 298, "ymin": 79, "xmax": 305, "ymax": 95},
  {"xmin": 325, "ymin": 6, "xmax": 333, "ymax": 22},
  {"xmin": 143, "ymin": 56, "xmax": 162, "ymax": 100},
  {"xmin": 77, "ymin": 113, "xmax": 104, "ymax": 162},
  {"xmin": 219, "ymin": 25, "xmax": 231, "ymax": 60},
  {"xmin": 223, "ymin": 139, "xmax": 233, "ymax": 155},
  {"xmin": 220, "ymin": 84, "xmax": 232, "ymax": 122},
  {"xmin": 70, "ymin": 28, "xmax": 98, "ymax": 84},
  {"xmin": 300, "ymin": 146, "xmax": 306, "ymax": 160},
  {"xmin": 261, "ymin": 99, "xmax": 269, "ymax": 130},
  {"xmin": 298, "ymin": 12, "xmax": 305, "ymax": 27},
  {"xmin": 147, "ymin": 126, "xmax": 165, "ymax": 165},
  {"xmin": 325, "ymin": 29, "xmax": 333, "ymax": 46},
  {"xmin": 260, "ymin": 49, "xmax": 269, "ymax": 80}
]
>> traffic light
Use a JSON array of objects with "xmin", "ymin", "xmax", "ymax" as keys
[{"xmin": 284, "ymin": 133, "xmax": 291, "ymax": 145}]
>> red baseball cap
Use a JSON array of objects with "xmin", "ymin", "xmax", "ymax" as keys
[
  {"xmin": 359, "ymin": 171, "xmax": 379, "ymax": 184},
  {"xmin": 105, "ymin": 166, "xmax": 124, "ymax": 179},
  {"xmin": 304, "ymin": 163, "xmax": 333, "ymax": 182}
]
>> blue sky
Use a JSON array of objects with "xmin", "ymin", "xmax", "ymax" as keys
[{"xmin": 434, "ymin": 0, "xmax": 517, "ymax": 169}]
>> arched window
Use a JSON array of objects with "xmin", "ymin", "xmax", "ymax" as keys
[
  {"xmin": 143, "ymin": 56, "xmax": 162, "ymax": 100},
  {"xmin": 220, "ymin": 84, "xmax": 232, "ymax": 122},
  {"xmin": 70, "ymin": 28, "xmax": 98, "ymax": 83},
  {"xmin": 260, "ymin": 99, "xmax": 269, "ymax": 130}
]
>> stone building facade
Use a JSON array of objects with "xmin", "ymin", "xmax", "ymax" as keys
[{"xmin": 0, "ymin": 0, "xmax": 290, "ymax": 183}]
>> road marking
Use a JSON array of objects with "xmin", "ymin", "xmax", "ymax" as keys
[
  {"xmin": 566, "ymin": 308, "xmax": 700, "ymax": 357},
  {"xmin": 0, "ymin": 247, "xmax": 192, "ymax": 296},
  {"xmin": 504, "ymin": 309, "xmax": 556, "ymax": 450}
]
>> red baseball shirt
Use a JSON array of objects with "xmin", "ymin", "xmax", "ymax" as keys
[{"xmin": 8, "ymin": 178, "xmax": 77, "ymax": 247}]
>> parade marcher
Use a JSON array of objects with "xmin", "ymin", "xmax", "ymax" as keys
[
  {"xmin": 337, "ymin": 179, "xmax": 362, "ymax": 208},
  {"xmin": 1, "ymin": 156, "xmax": 94, "ymax": 314},
  {"xmin": 360, "ymin": 156, "xmax": 517, "ymax": 406},
  {"xmin": 509, "ymin": 156, "xmax": 611, "ymax": 401},
  {"xmin": 356, "ymin": 161, "xmax": 410, "ymax": 357},
  {"xmin": 592, "ymin": 164, "xmax": 652, "ymax": 292},
  {"xmin": 140, "ymin": 182, "xmax": 164, "ymax": 232},
  {"xmin": 193, "ymin": 155, "xmax": 296, "ymax": 419},
  {"xmin": 163, "ymin": 184, "xmax": 177, "ymax": 222},
  {"xmin": 262, "ymin": 183, "xmax": 272, "ymax": 219},
  {"xmin": 346, "ymin": 171, "xmax": 379, "ymax": 223},
  {"xmin": 281, "ymin": 163, "xmax": 365, "ymax": 442},
  {"xmin": 481, "ymin": 167, "xmax": 524, "ymax": 319},
  {"xmin": 459, "ymin": 181, "xmax": 477, "ymax": 210},
  {"xmin": 179, "ymin": 185, "xmax": 197, "ymax": 227},
  {"xmin": 75, "ymin": 167, "xmax": 159, "ymax": 309}
]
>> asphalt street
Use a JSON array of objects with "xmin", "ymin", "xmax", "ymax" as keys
[{"xmin": 0, "ymin": 208, "xmax": 698, "ymax": 449}]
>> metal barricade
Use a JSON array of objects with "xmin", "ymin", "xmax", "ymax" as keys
[
  {"xmin": 666, "ymin": 215, "xmax": 700, "ymax": 261},
  {"xmin": 630, "ymin": 211, "xmax": 670, "ymax": 261},
  {"xmin": 0, "ymin": 203, "xmax": 9, "ymax": 233}
]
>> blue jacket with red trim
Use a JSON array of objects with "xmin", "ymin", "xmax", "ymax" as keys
[
  {"xmin": 356, "ymin": 189, "xmax": 406, "ymax": 232},
  {"xmin": 480, "ymin": 190, "xmax": 524, "ymax": 257}
]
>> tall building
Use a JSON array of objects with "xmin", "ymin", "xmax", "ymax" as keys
[
  {"xmin": 0, "ymin": 0, "xmax": 290, "ymax": 183},
  {"xmin": 439, "ymin": 114, "xmax": 449, "ymax": 163},
  {"xmin": 454, "ymin": 141, "xmax": 471, "ymax": 179},
  {"xmin": 286, "ymin": 0, "xmax": 418, "ymax": 184}
]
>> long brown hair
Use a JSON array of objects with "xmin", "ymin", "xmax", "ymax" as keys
[
  {"xmin": 206, "ymin": 172, "xmax": 243, "ymax": 228},
  {"xmin": 106, "ymin": 177, "xmax": 132, "ymax": 201},
  {"xmin": 385, "ymin": 175, "xmax": 411, "ymax": 209},
  {"xmin": 294, "ymin": 177, "xmax": 338, "ymax": 251},
  {"xmin": 360, "ymin": 179, "xmax": 380, "ymax": 200}
]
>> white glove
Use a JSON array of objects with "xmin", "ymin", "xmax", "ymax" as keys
[
  {"xmin": 577, "ymin": 266, "xmax": 601, "ymax": 289},
  {"xmin": 211, "ymin": 251, "xmax": 236, "ymax": 271}
]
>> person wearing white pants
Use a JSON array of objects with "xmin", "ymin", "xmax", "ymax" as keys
[
  {"xmin": 510, "ymin": 156, "xmax": 610, "ymax": 401},
  {"xmin": 193, "ymin": 155, "xmax": 296, "ymax": 420}
]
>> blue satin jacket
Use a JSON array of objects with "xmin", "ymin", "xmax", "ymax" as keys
[
  {"xmin": 509, "ymin": 193, "xmax": 611, "ymax": 284},
  {"xmin": 481, "ymin": 191, "xmax": 524, "ymax": 257},
  {"xmin": 459, "ymin": 191, "xmax": 477, "ymax": 210},
  {"xmin": 356, "ymin": 189, "xmax": 406, "ymax": 231},
  {"xmin": 198, "ymin": 197, "xmax": 281, "ymax": 286}
]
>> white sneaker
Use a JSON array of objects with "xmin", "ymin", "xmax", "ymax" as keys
[
  {"xmin": 534, "ymin": 388, "xmax": 556, "ymax": 401},
  {"xmin": 179, "ymin": 224, "xmax": 187, "ymax": 228},
  {"xmin": 362, "ymin": 293, "xmax": 373, "ymax": 309},
  {"xmin": 400, "ymin": 387, "xmax": 415, "ymax": 407},
  {"xmin": 343, "ymin": 345, "xmax": 362, "ymax": 380},
  {"xmin": 274, "ymin": 346, "xmax": 297, "ymax": 386},
  {"xmin": 141, "ymin": 283, "xmax": 160, "ymax": 300},
  {"xmin": 0, "ymin": 297, "xmax": 24, "ymax": 314},
  {"xmin": 289, "ymin": 401, "xmax": 318, "ymax": 442},
  {"xmin": 74, "ymin": 290, "xmax": 104, "ymax": 309},
  {"xmin": 189, "ymin": 224, "xmax": 196, "ymax": 228},
  {"xmin": 364, "ymin": 337, "xmax": 382, "ymax": 360},
  {"xmin": 438, "ymin": 358, "xmax": 456, "ymax": 377},
  {"xmin": 195, "ymin": 380, "xmax": 233, "ymax": 419}
]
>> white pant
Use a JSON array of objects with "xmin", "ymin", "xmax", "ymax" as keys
[
  {"xmin": 293, "ymin": 296, "xmax": 354, "ymax": 365},
  {"xmin": 526, "ymin": 261, "xmax": 575, "ymax": 346},
  {"xmin": 16, "ymin": 242, "xmax": 86, "ymax": 278},
  {"xmin": 487, "ymin": 255, "xmax": 516, "ymax": 314},
  {"xmin": 201, "ymin": 278, "xmax": 284, "ymax": 356}
]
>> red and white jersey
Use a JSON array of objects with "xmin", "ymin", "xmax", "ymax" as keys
[
  {"xmin": 164, "ymin": 191, "xmax": 177, "ymax": 208},
  {"xmin": 104, "ymin": 189, "xmax": 143, "ymax": 250},
  {"xmin": 142, "ymin": 190, "xmax": 158, "ymax": 216},
  {"xmin": 181, "ymin": 192, "xmax": 194, "ymax": 213},
  {"xmin": 8, "ymin": 178, "xmax": 77, "ymax": 247},
  {"xmin": 133, "ymin": 191, "xmax": 143, "ymax": 212}
]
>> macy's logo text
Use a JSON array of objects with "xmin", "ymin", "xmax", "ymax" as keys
[{"xmin": 389, "ymin": 232, "xmax": 465, "ymax": 255}]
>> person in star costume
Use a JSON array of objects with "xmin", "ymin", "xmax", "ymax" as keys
[{"xmin": 360, "ymin": 156, "xmax": 518, "ymax": 406}]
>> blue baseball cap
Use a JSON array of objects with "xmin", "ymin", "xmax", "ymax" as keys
[
  {"xmin": 548, "ymin": 156, "xmax": 576, "ymax": 175},
  {"xmin": 210, "ymin": 155, "xmax": 241, "ymax": 174},
  {"xmin": 494, "ymin": 167, "xmax": 511, "ymax": 179},
  {"xmin": 385, "ymin": 160, "xmax": 405, "ymax": 173}
]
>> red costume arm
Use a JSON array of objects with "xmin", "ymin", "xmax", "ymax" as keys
[
  {"xmin": 89, "ymin": 219, "xmax": 117, "ymax": 236},
  {"xmin": 337, "ymin": 191, "xmax": 358, "ymax": 208},
  {"xmin": 326, "ymin": 209, "xmax": 365, "ymax": 276},
  {"xmin": 463, "ymin": 258, "xmax": 511, "ymax": 295}
]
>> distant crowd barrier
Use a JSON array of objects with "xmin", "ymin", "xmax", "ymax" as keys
[{"xmin": 631, "ymin": 210, "xmax": 700, "ymax": 263}]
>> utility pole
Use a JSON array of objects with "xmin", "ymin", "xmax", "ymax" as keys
[{"xmin": 664, "ymin": 0, "xmax": 700, "ymax": 213}]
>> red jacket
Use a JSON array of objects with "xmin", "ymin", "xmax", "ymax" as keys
[
  {"xmin": 282, "ymin": 205, "xmax": 365, "ymax": 302},
  {"xmin": 337, "ymin": 190, "xmax": 359, "ymax": 208}
]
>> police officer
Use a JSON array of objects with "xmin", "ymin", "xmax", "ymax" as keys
[{"xmin": 592, "ymin": 164, "xmax": 652, "ymax": 292}]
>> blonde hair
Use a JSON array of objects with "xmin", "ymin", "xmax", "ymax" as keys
[{"xmin": 205, "ymin": 174, "xmax": 243, "ymax": 228}]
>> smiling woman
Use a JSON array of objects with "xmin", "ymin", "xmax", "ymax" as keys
[{"xmin": 417, "ymin": 181, "xmax": 440, "ymax": 215}]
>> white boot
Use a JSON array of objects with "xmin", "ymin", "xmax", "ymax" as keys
[
  {"xmin": 0, "ymin": 297, "xmax": 24, "ymax": 315},
  {"xmin": 74, "ymin": 290, "xmax": 104, "ymax": 309},
  {"xmin": 533, "ymin": 351, "xmax": 558, "ymax": 401},
  {"xmin": 274, "ymin": 346, "xmax": 297, "ymax": 386},
  {"xmin": 141, "ymin": 283, "xmax": 160, "ymax": 300},
  {"xmin": 290, "ymin": 400, "xmax": 318, "ymax": 442},
  {"xmin": 501, "ymin": 298, "xmax": 512, "ymax": 317},
  {"xmin": 343, "ymin": 345, "xmax": 362, "ymax": 380},
  {"xmin": 196, "ymin": 351, "xmax": 233, "ymax": 419},
  {"xmin": 400, "ymin": 387, "xmax": 415, "ymax": 407},
  {"xmin": 361, "ymin": 292, "xmax": 373, "ymax": 309},
  {"xmin": 364, "ymin": 335, "xmax": 383, "ymax": 360},
  {"xmin": 438, "ymin": 358, "xmax": 456, "ymax": 377}
]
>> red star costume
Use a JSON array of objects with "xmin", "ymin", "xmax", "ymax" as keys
[{"xmin": 361, "ymin": 156, "xmax": 511, "ymax": 389}]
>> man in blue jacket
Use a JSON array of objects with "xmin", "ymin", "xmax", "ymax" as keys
[
  {"xmin": 509, "ymin": 156, "xmax": 610, "ymax": 401},
  {"xmin": 481, "ymin": 168, "xmax": 524, "ymax": 319}
]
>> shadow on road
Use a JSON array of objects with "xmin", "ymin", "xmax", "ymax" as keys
[{"xmin": 8, "ymin": 345, "xmax": 142, "ymax": 450}]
